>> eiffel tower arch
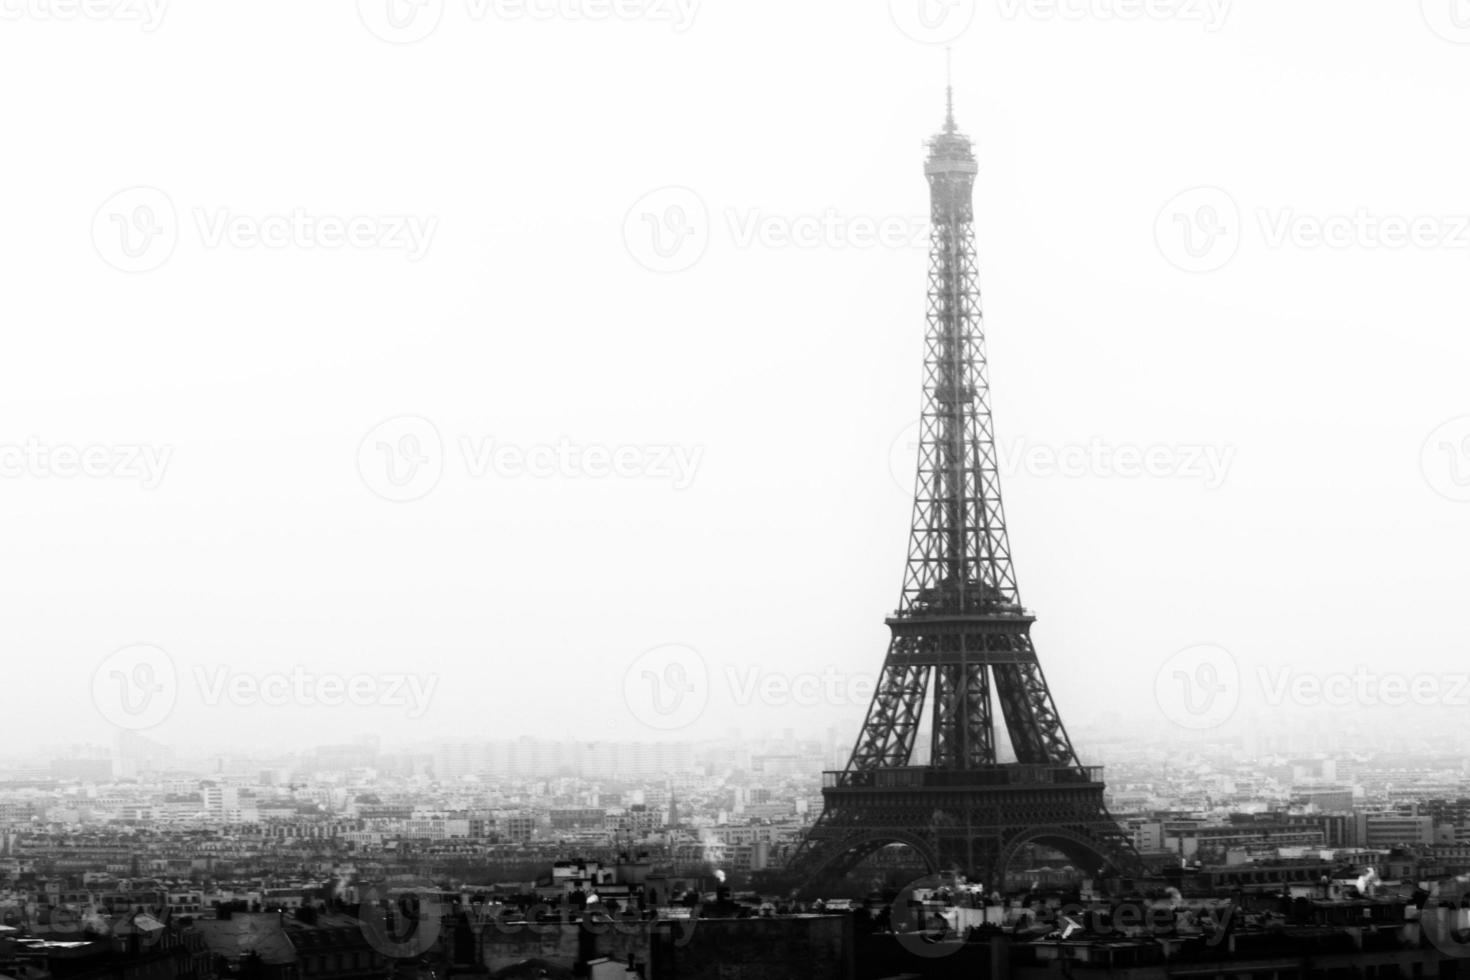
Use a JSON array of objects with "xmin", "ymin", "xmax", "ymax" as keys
[{"xmin": 785, "ymin": 87, "xmax": 1142, "ymax": 895}]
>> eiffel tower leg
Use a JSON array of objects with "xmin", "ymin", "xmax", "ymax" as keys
[
  {"xmin": 931, "ymin": 648, "xmax": 996, "ymax": 768},
  {"xmin": 993, "ymin": 661, "xmax": 1076, "ymax": 766},
  {"xmin": 848, "ymin": 648, "xmax": 929, "ymax": 770}
]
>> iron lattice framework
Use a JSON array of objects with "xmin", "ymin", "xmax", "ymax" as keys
[{"xmin": 787, "ymin": 91, "xmax": 1140, "ymax": 892}]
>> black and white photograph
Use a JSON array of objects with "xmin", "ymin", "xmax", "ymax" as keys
[{"xmin": 4, "ymin": 1, "xmax": 1470, "ymax": 976}]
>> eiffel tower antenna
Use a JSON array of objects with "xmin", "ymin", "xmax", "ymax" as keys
[
  {"xmin": 785, "ymin": 85, "xmax": 1141, "ymax": 895},
  {"xmin": 945, "ymin": 48, "xmax": 956, "ymax": 133}
]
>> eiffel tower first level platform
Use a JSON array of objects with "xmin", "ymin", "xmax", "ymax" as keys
[
  {"xmin": 796, "ymin": 764, "xmax": 1136, "ymax": 890},
  {"xmin": 785, "ymin": 85, "xmax": 1141, "ymax": 892}
]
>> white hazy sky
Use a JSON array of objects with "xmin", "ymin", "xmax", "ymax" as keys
[{"xmin": 3, "ymin": 0, "xmax": 1470, "ymax": 759}]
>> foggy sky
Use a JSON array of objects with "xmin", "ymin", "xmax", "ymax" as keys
[{"xmin": 3, "ymin": 0, "xmax": 1469, "ymax": 758}]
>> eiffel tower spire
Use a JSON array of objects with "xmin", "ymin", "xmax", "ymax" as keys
[
  {"xmin": 785, "ymin": 86, "xmax": 1140, "ymax": 892},
  {"xmin": 944, "ymin": 47, "xmax": 957, "ymax": 135}
]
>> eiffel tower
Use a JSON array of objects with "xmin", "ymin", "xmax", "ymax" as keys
[{"xmin": 787, "ymin": 86, "xmax": 1140, "ymax": 893}]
